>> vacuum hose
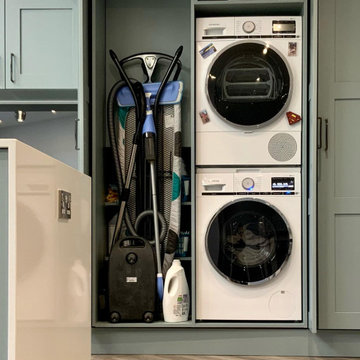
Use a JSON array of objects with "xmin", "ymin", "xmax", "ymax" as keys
[{"xmin": 106, "ymin": 79, "xmax": 167, "ymax": 253}]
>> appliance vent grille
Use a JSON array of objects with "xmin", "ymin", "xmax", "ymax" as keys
[{"xmin": 268, "ymin": 133, "xmax": 297, "ymax": 162}]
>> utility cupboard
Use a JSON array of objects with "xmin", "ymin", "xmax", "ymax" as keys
[
  {"xmin": 91, "ymin": 0, "xmax": 309, "ymax": 328},
  {"xmin": 90, "ymin": 0, "xmax": 360, "ymax": 356}
]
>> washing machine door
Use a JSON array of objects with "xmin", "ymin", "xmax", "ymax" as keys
[
  {"xmin": 207, "ymin": 42, "xmax": 291, "ymax": 127},
  {"xmin": 206, "ymin": 199, "xmax": 292, "ymax": 285}
]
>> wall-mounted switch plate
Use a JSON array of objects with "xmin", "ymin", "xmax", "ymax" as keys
[{"xmin": 58, "ymin": 190, "xmax": 71, "ymax": 219}]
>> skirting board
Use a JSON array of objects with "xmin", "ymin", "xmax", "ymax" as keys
[{"xmin": 92, "ymin": 328, "xmax": 360, "ymax": 356}]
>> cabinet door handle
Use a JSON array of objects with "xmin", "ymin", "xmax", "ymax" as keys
[
  {"xmin": 325, "ymin": 118, "xmax": 329, "ymax": 151},
  {"xmin": 317, "ymin": 116, "xmax": 322, "ymax": 149},
  {"xmin": 10, "ymin": 53, "xmax": 15, "ymax": 83},
  {"xmin": 75, "ymin": 119, "xmax": 80, "ymax": 150}
]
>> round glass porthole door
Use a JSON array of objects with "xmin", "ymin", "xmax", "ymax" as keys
[
  {"xmin": 207, "ymin": 42, "xmax": 291, "ymax": 127},
  {"xmin": 206, "ymin": 199, "xmax": 292, "ymax": 285}
]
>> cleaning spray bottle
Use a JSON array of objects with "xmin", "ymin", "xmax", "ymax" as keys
[{"xmin": 163, "ymin": 259, "xmax": 190, "ymax": 322}]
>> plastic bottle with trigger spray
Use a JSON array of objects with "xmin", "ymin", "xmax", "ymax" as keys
[{"xmin": 163, "ymin": 259, "xmax": 190, "ymax": 322}]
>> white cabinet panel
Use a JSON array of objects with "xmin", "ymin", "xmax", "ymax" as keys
[
  {"xmin": 0, "ymin": 139, "xmax": 91, "ymax": 360},
  {"xmin": 5, "ymin": 0, "xmax": 78, "ymax": 89}
]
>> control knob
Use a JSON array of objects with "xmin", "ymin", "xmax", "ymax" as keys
[
  {"xmin": 242, "ymin": 177, "xmax": 255, "ymax": 191},
  {"xmin": 243, "ymin": 21, "xmax": 256, "ymax": 34}
]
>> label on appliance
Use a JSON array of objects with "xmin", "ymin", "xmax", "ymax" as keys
[
  {"xmin": 288, "ymin": 42, "xmax": 297, "ymax": 56},
  {"xmin": 286, "ymin": 111, "xmax": 301, "ymax": 125},
  {"xmin": 126, "ymin": 277, "xmax": 137, "ymax": 283},
  {"xmin": 199, "ymin": 109, "xmax": 210, "ymax": 124},
  {"xmin": 199, "ymin": 43, "xmax": 217, "ymax": 59}
]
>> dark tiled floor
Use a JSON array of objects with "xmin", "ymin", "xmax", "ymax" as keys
[{"xmin": 92, "ymin": 356, "xmax": 360, "ymax": 360}]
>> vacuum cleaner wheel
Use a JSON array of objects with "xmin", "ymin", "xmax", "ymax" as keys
[{"xmin": 143, "ymin": 311, "xmax": 154, "ymax": 323}]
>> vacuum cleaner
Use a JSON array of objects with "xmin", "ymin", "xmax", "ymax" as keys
[{"xmin": 106, "ymin": 46, "xmax": 183, "ymax": 323}]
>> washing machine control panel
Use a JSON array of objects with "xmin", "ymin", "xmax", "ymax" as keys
[{"xmin": 198, "ymin": 170, "xmax": 301, "ymax": 195}]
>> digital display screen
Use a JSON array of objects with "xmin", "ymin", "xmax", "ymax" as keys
[
  {"xmin": 271, "ymin": 177, "xmax": 295, "ymax": 191},
  {"xmin": 272, "ymin": 20, "xmax": 296, "ymax": 34}
]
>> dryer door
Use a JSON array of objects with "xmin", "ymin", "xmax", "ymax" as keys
[
  {"xmin": 207, "ymin": 42, "xmax": 291, "ymax": 127},
  {"xmin": 206, "ymin": 199, "xmax": 292, "ymax": 285}
]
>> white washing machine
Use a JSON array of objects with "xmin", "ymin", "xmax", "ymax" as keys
[
  {"xmin": 196, "ymin": 167, "xmax": 302, "ymax": 321},
  {"xmin": 196, "ymin": 16, "xmax": 302, "ymax": 166}
]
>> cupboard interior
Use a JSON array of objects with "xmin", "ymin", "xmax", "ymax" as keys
[{"xmin": 92, "ymin": 0, "xmax": 307, "ymax": 328}]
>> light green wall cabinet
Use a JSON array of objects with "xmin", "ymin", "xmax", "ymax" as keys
[
  {"xmin": 0, "ymin": 0, "xmax": 87, "ymax": 174},
  {"xmin": 4, "ymin": 0, "xmax": 78, "ymax": 89},
  {"xmin": 0, "ymin": 0, "xmax": 4, "ymax": 89}
]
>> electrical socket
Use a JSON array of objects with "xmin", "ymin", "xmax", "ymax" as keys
[{"xmin": 58, "ymin": 190, "xmax": 71, "ymax": 219}]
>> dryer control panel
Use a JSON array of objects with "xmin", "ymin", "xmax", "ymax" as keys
[{"xmin": 196, "ymin": 16, "xmax": 302, "ymax": 40}]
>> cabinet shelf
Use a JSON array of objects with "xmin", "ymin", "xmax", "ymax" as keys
[
  {"xmin": 0, "ymin": 89, "xmax": 78, "ymax": 107},
  {"xmin": 181, "ymin": 201, "xmax": 191, "ymax": 206},
  {"xmin": 105, "ymin": 201, "xmax": 119, "ymax": 207},
  {"xmin": 93, "ymin": 320, "xmax": 193, "ymax": 328}
]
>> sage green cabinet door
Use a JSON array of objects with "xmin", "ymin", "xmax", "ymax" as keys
[
  {"xmin": 5, "ymin": 0, "xmax": 78, "ymax": 89},
  {"xmin": 318, "ymin": 0, "xmax": 360, "ymax": 329},
  {"xmin": 0, "ymin": 0, "xmax": 4, "ymax": 89}
]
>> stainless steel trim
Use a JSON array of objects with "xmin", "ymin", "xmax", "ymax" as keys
[
  {"xmin": 75, "ymin": 119, "xmax": 80, "ymax": 150},
  {"xmin": 324, "ymin": 118, "xmax": 328, "ymax": 151},
  {"xmin": 317, "ymin": 116, "xmax": 322, "ymax": 149},
  {"xmin": 10, "ymin": 53, "xmax": 15, "ymax": 83}
]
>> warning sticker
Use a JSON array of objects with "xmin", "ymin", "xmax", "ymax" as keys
[{"xmin": 199, "ymin": 43, "xmax": 217, "ymax": 59}]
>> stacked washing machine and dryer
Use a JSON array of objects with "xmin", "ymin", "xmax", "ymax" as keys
[{"xmin": 195, "ymin": 16, "xmax": 303, "ymax": 321}]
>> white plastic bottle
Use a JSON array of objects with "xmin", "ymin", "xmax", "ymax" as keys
[{"xmin": 163, "ymin": 259, "xmax": 190, "ymax": 322}]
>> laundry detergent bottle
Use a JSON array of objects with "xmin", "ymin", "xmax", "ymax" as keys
[{"xmin": 163, "ymin": 259, "xmax": 190, "ymax": 322}]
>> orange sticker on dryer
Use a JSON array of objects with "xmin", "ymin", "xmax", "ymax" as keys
[{"xmin": 286, "ymin": 111, "xmax": 301, "ymax": 125}]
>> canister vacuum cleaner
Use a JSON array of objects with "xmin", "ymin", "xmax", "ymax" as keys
[{"xmin": 106, "ymin": 46, "xmax": 183, "ymax": 322}]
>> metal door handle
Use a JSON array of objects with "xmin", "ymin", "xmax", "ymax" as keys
[
  {"xmin": 10, "ymin": 53, "xmax": 15, "ymax": 83},
  {"xmin": 325, "ymin": 119, "xmax": 329, "ymax": 151},
  {"xmin": 317, "ymin": 117, "xmax": 322, "ymax": 149},
  {"xmin": 75, "ymin": 119, "xmax": 80, "ymax": 150}
]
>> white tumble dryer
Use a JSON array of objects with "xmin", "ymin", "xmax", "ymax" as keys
[
  {"xmin": 196, "ymin": 16, "xmax": 302, "ymax": 166},
  {"xmin": 196, "ymin": 168, "xmax": 302, "ymax": 321}
]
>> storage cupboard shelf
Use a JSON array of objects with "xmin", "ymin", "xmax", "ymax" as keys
[
  {"xmin": 0, "ymin": 89, "xmax": 78, "ymax": 107},
  {"xmin": 93, "ymin": 320, "xmax": 306, "ymax": 329},
  {"xmin": 93, "ymin": 320, "xmax": 194, "ymax": 328},
  {"xmin": 194, "ymin": 0, "xmax": 305, "ymax": 16}
]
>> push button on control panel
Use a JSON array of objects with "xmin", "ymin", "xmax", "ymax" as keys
[
  {"xmin": 242, "ymin": 21, "xmax": 256, "ymax": 33},
  {"xmin": 242, "ymin": 177, "xmax": 255, "ymax": 190}
]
